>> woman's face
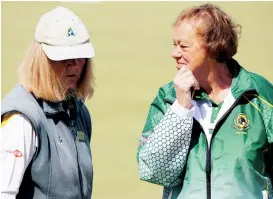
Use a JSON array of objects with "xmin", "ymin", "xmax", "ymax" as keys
[
  {"xmin": 51, "ymin": 58, "xmax": 86, "ymax": 91},
  {"xmin": 172, "ymin": 20, "xmax": 208, "ymax": 74}
]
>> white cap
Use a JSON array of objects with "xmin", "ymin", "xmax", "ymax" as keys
[{"xmin": 35, "ymin": 6, "xmax": 95, "ymax": 61}]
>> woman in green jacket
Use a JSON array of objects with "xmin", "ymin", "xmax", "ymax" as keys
[{"xmin": 137, "ymin": 3, "xmax": 273, "ymax": 199}]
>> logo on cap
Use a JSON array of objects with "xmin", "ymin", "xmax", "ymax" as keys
[{"xmin": 67, "ymin": 27, "xmax": 76, "ymax": 37}]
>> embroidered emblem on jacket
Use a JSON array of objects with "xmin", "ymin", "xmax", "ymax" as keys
[{"xmin": 233, "ymin": 113, "xmax": 250, "ymax": 131}]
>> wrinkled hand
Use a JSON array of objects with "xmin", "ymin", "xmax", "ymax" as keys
[{"xmin": 174, "ymin": 66, "xmax": 200, "ymax": 109}]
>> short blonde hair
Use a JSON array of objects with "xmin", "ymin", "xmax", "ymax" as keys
[{"xmin": 18, "ymin": 41, "xmax": 95, "ymax": 102}]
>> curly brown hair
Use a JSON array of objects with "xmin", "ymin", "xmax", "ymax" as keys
[{"xmin": 173, "ymin": 3, "xmax": 241, "ymax": 63}]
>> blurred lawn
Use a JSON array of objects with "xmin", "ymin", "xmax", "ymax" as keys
[{"xmin": 2, "ymin": 1, "xmax": 273, "ymax": 199}]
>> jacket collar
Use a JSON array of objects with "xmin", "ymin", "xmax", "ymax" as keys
[{"xmin": 39, "ymin": 97, "xmax": 84, "ymax": 117}]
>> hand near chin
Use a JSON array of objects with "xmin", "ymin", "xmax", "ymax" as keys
[{"xmin": 173, "ymin": 66, "xmax": 200, "ymax": 109}]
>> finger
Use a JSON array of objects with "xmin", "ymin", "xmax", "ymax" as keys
[
  {"xmin": 176, "ymin": 70, "xmax": 193, "ymax": 80},
  {"xmin": 192, "ymin": 77, "xmax": 200, "ymax": 90},
  {"xmin": 177, "ymin": 65, "xmax": 189, "ymax": 75}
]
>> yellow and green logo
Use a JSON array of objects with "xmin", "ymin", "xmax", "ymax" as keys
[{"xmin": 233, "ymin": 113, "xmax": 250, "ymax": 131}]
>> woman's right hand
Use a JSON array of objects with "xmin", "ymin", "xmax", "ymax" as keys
[{"xmin": 174, "ymin": 66, "xmax": 200, "ymax": 109}]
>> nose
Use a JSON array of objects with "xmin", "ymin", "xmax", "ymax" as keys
[
  {"xmin": 65, "ymin": 59, "xmax": 81, "ymax": 69},
  {"xmin": 171, "ymin": 46, "xmax": 182, "ymax": 59}
]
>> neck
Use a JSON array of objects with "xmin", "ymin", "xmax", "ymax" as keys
[
  {"xmin": 65, "ymin": 88, "xmax": 77, "ymax": 100},
  {"xmin": 198, "ymin": 60, "xmax": 232, "ymax": 103}
]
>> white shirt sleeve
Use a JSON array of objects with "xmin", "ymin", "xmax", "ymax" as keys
[
  {"xmin": 0, "ymin": 114, "xmax": 38, "ymax": 199},
  {"xmin": 170, "ymin": 100, "xmax": 196, "ymax": 118}
]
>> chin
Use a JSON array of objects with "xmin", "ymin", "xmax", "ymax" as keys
[
  {"xmin": 68, "ymin": 85, "xmax": 77, "ymax": 90},
  {"xmin": 64, "ymin": 85, "xmax": 77, "ymax": 93},
  {"xmin": 66, "ymin": 82, "xmax": 77, "ymax": 88}
]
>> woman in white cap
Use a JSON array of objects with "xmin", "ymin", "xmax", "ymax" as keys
[{"xmin": 1, "ymin": 6, "xmax": 95, "ymax": 199}]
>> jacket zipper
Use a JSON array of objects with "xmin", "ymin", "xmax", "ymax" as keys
[
  {"xmin": 195, "ymin": 122, "xmax": 209, "ymax": 199},
  {"xmin": 70, "ymin": 120, "xmax": 84, "ymax": 199},
  {"xmin": 205, "ymin": 89, "xmax": 255, "ymax": 199}
]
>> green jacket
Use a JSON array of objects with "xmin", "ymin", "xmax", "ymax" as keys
[{"xmin": 137, "ymin": 59, "xmax": 273, "ymax": 199}]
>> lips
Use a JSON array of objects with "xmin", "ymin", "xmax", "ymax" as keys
[
  {"xmin": 67, "ymin": 75, "xmax": 77, "ymax": 78},
  {"xmin": 66, "ymin": 75, "xmax": 78, "ymax": 81}
]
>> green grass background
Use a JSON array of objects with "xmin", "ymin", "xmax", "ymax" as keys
[{"xmin": 2, "ymin": 1, "xmax": 273, "ymax": 199}]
